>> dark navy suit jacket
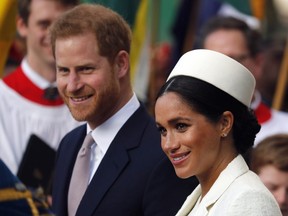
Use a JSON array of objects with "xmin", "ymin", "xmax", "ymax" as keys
[{"xmin": 52, "ymin": 105, "xmax": 198, "ymax": 216}]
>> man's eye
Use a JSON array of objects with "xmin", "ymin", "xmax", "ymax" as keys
[
  {"xmin": 38, "ymin": 21, "xmax": 50, "ymax": 29},
  {"xmin": 81, "ymin": 67, "xmax": 94, "ymax": 73},
  {"xmin": 57, "ymin": 68, "xmax": 69, "ymax": 73}
]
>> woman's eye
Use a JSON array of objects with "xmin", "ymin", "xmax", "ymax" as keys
[
  {"xmin": 176, "ymin": 123, "xmax": 187, "ymax": 131},
  {"xmin": 157, "ymin": 126, "xmax": 167, "ymax": 136}
]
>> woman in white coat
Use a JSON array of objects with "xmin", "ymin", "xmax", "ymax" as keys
[{"xmin": 155, "ymin": 49, "xmax": 281, "ymax": 215}]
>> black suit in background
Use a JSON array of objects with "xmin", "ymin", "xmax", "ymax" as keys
[{"xmin": 52, "ymin": 105, "xmax": 198, "ymax": 216}]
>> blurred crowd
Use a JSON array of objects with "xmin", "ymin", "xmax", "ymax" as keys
[{"xmin": 0, "ymin": 0, "xmax": 288, "ymax": 215}]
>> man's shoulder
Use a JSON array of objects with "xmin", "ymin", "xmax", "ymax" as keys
[
  {"xmin": 1, "ymin": 66, "xmax": 29, "ymax": 96},
  {"xmin": 268, "ymin": 109, "xmax": 288, "ymax": 127},
  {"xmin": 271, "ymin": 108, "xmax": 288, "ymax": 119},
  {"xmin": 2, "ymin": 66, "xmax": 22, "ymax": 85}
]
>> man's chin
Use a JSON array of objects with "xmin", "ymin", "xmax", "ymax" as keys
[{"xmin": 69, "ymin": 110, "xmax": 88, "ymax": 122}]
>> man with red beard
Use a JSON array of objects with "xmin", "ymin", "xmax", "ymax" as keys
[{"xmin": 50, "ymin": 4, "xmax": 198, "ymax": 216}]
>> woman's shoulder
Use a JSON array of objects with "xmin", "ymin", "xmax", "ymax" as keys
[
  {"xmin": 222, "ymin": 171, "xmax": 281, "ymax": 215},
  {"xmin": 227, "ymin": 169, "xmax": 272, "ymax": 196}
]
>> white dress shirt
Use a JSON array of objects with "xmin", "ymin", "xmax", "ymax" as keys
[{"xmin": 86, "ymin": 93, "xmax": 140, "ymax": 182}]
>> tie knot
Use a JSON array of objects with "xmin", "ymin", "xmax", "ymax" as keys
[{"xmin": 79, "ymin": 133, "xmax": 94, "ymax": 156}]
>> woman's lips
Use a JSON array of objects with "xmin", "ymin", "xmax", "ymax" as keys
[{"xmin": 170, "ymin": 151, "xmax": 190, "ymax": 165}]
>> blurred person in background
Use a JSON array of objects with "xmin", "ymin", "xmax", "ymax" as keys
[
  {"xmin": 197, "ymin": 16, "xmax": 288, "ymax": 145},
  {"xmin": 250, "ymin": 134, "xmax": 288, "ymax": 216},
  {"xmin": 259, "ymin": 38, "xmax": 288, "ymax": 111},
  {"xmin": 0, "ymin": 0, "xmax": 80, "ymax": 195}
]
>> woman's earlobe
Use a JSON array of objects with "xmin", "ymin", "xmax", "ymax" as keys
[{"xmin": 221, "ymin": 111, "xmax": 234, "ymax": 136}]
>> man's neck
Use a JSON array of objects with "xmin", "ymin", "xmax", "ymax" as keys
[{"xmin": 26, "ymin": 56, "xmax": 56, "ymax": 83}]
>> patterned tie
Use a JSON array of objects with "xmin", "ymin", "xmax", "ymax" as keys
[{"xmin": 68, "ymin": 133, "xmax": 94, "ymax": 216}]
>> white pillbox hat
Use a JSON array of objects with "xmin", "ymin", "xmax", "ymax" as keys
[{"xmin": 167, "ymin": 49, "xmax": 255, "ymax": 107}]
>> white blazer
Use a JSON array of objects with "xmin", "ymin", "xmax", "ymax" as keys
[{"xmin": 176, "ymin": 155, "xmax": 281, "ymax": 216}]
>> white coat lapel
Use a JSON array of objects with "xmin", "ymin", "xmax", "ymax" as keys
[
  {"xmin": 176, "ymin": 155, "xmax": 248, "ymax": 216},
  {"xmin": 176, "ymin": 186, "xmax": 202, "ymax": 216},
  {"xmin": 201, "ymin": 155, "xmax": 248, "ymax": 210}
]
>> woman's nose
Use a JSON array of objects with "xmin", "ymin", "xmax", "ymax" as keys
[{"xmin": 162, "ymin": 134, "xmax": 180, "ymax": 152}]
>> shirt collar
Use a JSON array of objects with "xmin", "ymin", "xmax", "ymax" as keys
[
  {"xmin": 87, "ymin": 93, "xmax": 140, "ymax": 154},
  {"xmin": 21, "ymin": 58, "xmax": 56, "ymax": 89}
]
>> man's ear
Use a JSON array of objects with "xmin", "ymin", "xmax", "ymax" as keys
[
  {"xmin": 220, "ymin": 111, "xmax": 234, "ymax": 136},
  {"xmin": 115, "ymin": 50, "xmax": 129, "ymax": 79},
  {"xmin": 16, "ymin": 16, "xmax": 28, "ymax": 38}
]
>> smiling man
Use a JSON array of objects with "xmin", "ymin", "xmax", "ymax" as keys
[{"xmin": 50, "ymin": 4, "xmax": 198, "ymax": 216}]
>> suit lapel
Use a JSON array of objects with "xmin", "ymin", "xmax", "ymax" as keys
[
  {"xmin": 76, "ymin": 105, "xmax": 149, "ymax": 215},
  {"xmin": 54, "ymin": 125, "xmax": 87, "ymax": 215},
  {"xmin": 77, "ymin": 140, "xmax": 129, "ymax": 215}
]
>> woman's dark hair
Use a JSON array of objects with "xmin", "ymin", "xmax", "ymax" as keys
[{"xmin": 157, "ymin": 76, "xmax": 261, "ymax": 154}]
